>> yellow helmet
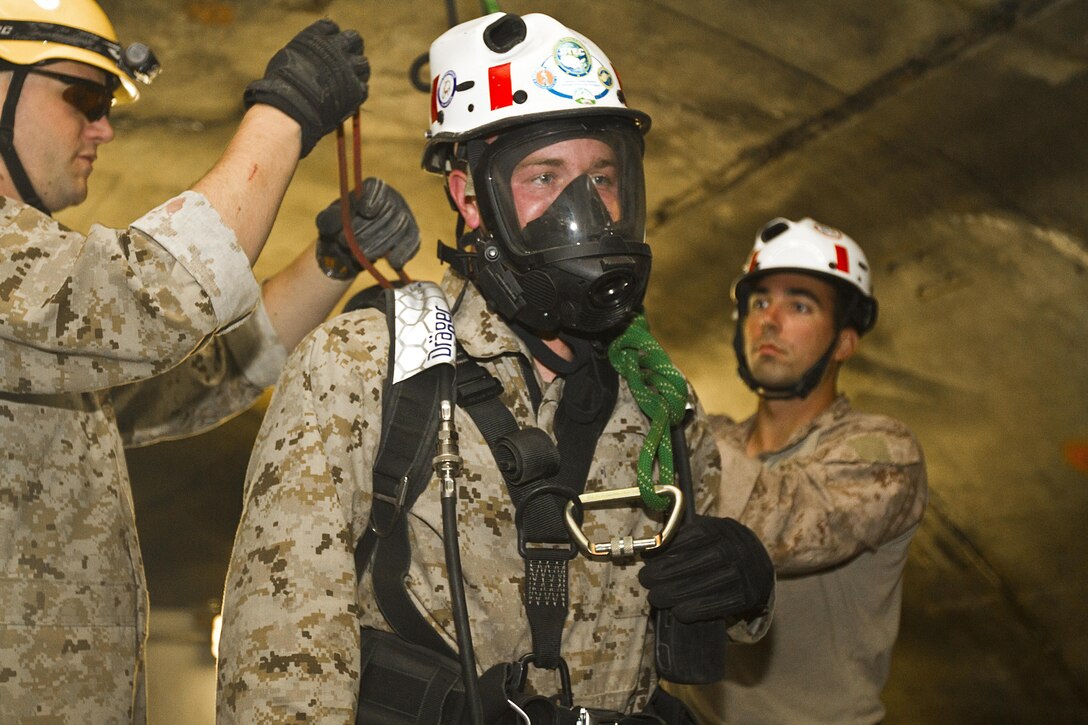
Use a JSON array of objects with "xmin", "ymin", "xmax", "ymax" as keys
[{"xmin": 0, "ymin": 0, "xmax": 159, "ymax": 103}]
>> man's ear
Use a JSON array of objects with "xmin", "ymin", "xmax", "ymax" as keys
[
  {"xmin": 834, "ymin": 327, "xmax": 859, "ymax": 363},
  {"xmin": 447, "ymin": 169, "xmax": 481, "ymax": 230}
]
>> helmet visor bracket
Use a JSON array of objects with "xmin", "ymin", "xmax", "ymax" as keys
[{"xmin": 0, "ymin": 20, "xmax": 159, "ymax": 86}]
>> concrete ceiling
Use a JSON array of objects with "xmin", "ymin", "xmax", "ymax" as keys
[{"xmin": 58, "ymin": 0, "xmax": 1088, "ymax": 720}]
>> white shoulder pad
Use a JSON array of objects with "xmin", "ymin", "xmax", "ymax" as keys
[{"xmin": 391, "ymin": 281, "xmax": 456, "ymax": 385}]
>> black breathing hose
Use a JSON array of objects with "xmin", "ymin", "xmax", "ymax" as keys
[
  {"xmin": 435, "ymin": 365, "xmax": 485, "ymax": 724},
  {"xmin": 441, "ymin": 493, "xmax": 484, "ymax": 723}
]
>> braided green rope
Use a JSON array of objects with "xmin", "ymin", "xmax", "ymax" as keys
[{"xmin": 607, "ymin": 314, "xmax": 690, "ymax": 511}]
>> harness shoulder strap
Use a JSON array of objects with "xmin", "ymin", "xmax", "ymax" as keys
[{"xmin": 350, "ymin": 283, "xmax": 457, "ymax": 659}]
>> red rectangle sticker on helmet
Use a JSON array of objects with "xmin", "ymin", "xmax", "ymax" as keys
[
  {"xmin": 834, "ymin": 244, "xmax": 850, "ymax": 274},
  {"xmin": 489, "ymin": 63, "xmax": 513, "ymax": 110},
  {"xmin": 430, "ymin": 74, "xmax": 440, "ymax": 123}
]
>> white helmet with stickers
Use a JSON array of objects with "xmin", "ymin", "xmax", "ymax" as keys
[
  {"xmin": 732, "ymin": 217, "xmax": 877, "ymax": 334},
  {"xmin": 422, "ymin": 11, "xmax": 650, "ymax": 173},
  {"xmin": 731, "ymin": 217, "xmax": 879, "ymax": 400},
  {"xmin": 427, "ymin": 12, "xmax": 654, "ymax": 335}
]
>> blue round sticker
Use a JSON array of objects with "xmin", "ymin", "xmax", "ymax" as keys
[
  {"xmin": 554, "ymin": 38, "xmax": 592, "ymax": 77},
  {"xmin": 437, "ymin": 70, "xmax": 457, "ymax": 108}
]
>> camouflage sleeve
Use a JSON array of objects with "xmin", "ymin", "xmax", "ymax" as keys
[
  {"xmin": 683, "ymin": 389, "xmax": 722, "ymax": 517},
  {"xmin": 688, "ymin": 401, "xmax": 774, "ymax": 643},
  {"xmin": 739, "ymin": 415, "xmax": 927, "ymax": 576},
  {"xmin": 0, "ymin": 192, "xmax": 259, "ymax": 395},
  {"xmin": 112, "ymin": 301, "xmax": 287, "ymax": 447},
  {"xmin": 216, "ymin": 311, "xmax": 388, "ymax": 724}
]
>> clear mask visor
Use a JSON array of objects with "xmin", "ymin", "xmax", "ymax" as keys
[{"xmin": 482, "ymin": 120, "xmax": 646, "ymax": 256}]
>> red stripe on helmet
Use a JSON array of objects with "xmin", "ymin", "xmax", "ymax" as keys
[
  {"xmin": 747, "ymin": 251, "xmax": 760, "ymax": 273},
  {"xmin": 834, "ymin": 244, "xmax": 850, "ymax": 274},
  {"xmin": 430, "ymin": 75, "xmax": 439, "ymax": 123},
  {"xmin": 489, "ymin": 63, "xmax": 513, "ymax": 110}
]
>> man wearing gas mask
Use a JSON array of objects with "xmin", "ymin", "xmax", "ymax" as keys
[{"xmin": 217, "ymin": 13, "xmax": 773, "ymax": 724}]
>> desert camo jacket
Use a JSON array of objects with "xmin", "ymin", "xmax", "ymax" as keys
[
  {"xmin": 0, "ymin": 193, "xmax": 286, "ymax": 724},
  {"xmin": 670, "ymin": 396, "xmax": 928, "ymax": 725},
  {"xmin": 215, "ymin": 272, "xmax": 753, "ymax": 724}
]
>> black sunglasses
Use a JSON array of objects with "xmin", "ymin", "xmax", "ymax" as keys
[{"xmin": 29, "ymin": 68, "xmax": 116, "ymax": 122}]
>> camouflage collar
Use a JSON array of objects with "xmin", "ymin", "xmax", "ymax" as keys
[
  {"xmin": 440, "ymin": 269, "xmax": 534, "ymax": 363},
  {"xmin": 734, "ymin": 394, "xmax": 853, "ymax": 458}
]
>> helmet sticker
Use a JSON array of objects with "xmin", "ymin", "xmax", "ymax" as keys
[
  {"xmin": 489, "ymin": 62, "xmax": 513, "ymax": 110},
  {"xmin": 554, "ymin": 38, "xmax": 592, "ymax": 76},
  {"xmin": 812, "ymin": 222, "xmax": 842, "ymax": 239},
  {"xmin": 534, "ymin": 68, "xmax": 556, "ymax": 89},
  {"xmin": 747, "ymin": 251, "xmax": 760, "ymax": 273},
  {"xmin": 833, "ymin": 244, "xmax": 850, "ymax": 273},
  {"xmin": 437, "ymin": 70, "xmax": 457, "ymax": 108},
  {"xmin": 531, "ymin": 40, "xmax": 613, "ymax": 105}
]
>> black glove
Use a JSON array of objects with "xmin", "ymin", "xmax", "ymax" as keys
[
  {"xmin": 315, "ymin": 177, "xmax": 421, "ymax": 279},
  {"xmin": 244, "ymin": 19, "xmax": 370, "ymax": 157},
  {"xmin": 639, "ymin": 515, "xmax": 774, "ymax": 624}
]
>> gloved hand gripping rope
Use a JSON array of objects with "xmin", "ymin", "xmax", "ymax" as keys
[
  {"xmin": 607, "ymin": 314, "xmax": 690, "ymax": 512},
  {"xmin": 325, "ymin": 113, "xmax": 418, "ymax": 288}
]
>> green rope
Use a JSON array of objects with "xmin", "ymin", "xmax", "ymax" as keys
[{"xmin": 607, "ymin": 314, "xmax": 690, "ymax": 511}]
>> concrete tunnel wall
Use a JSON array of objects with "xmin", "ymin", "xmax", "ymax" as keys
[{"xmin": 52, "ymin": 0, "xmax": 1087, "ymax": 721}]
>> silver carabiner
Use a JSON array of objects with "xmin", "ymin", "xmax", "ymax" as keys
[{"xmin": 563, "ymin": 484, "xmax": 685, "ymax": 561}]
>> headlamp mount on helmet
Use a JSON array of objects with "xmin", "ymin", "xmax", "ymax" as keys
[{"xmin": 0, "ymin": 20, "xmax": 160, "ymax": 86}]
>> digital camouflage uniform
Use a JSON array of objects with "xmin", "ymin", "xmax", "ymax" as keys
[
  {"xmin": 0, "ymin": 192, "xmax": 286, "ymax": 724},
  {"xmin": 216, "ymin": 271, "xmax": 744, "ymax": 723},
  {"xmin": 669, "ymin": 396, "xmax": 927, "ymax": 724}
]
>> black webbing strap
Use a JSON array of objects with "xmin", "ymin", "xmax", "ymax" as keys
[
  {"xmin": 353, "ymin": 287, "xmax": 456, "ymax": 660},
  {"xmin": 0, "ymin": 70, "xmax": 47, "ymax": 214},
  {"xmin": 0, "ymin": 21, "xmax": 124, "ymax": 65},
  {"xmin": 455, "ymin": 346, "xmax": 617, "ymax": 671},
  {"xmin": 455, "ymin": 351, "xmax": 582, "ymax": 670}
]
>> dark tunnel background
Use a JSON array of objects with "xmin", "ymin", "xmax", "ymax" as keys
[{"xmin": 57, "ymin": 0, "xmax": 1088, "ymax": 721}]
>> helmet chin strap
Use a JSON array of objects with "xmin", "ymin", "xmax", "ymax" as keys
[
  {"xmin": 0, "ymin": 69, "xmax": 49, "ymax": 214},
  {"xmin": 732, "ymin": 315, "xmax": 839, "ymax": 400}
]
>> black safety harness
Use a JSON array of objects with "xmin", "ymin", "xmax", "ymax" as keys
[{"xmin": 348, "ymin": 285, "xmax": 695, "ymax": 724}]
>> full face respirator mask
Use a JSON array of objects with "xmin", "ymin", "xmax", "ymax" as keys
[{"xmin": 461, "ymin": 117, "xmax": 651, "ymax": 335}]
